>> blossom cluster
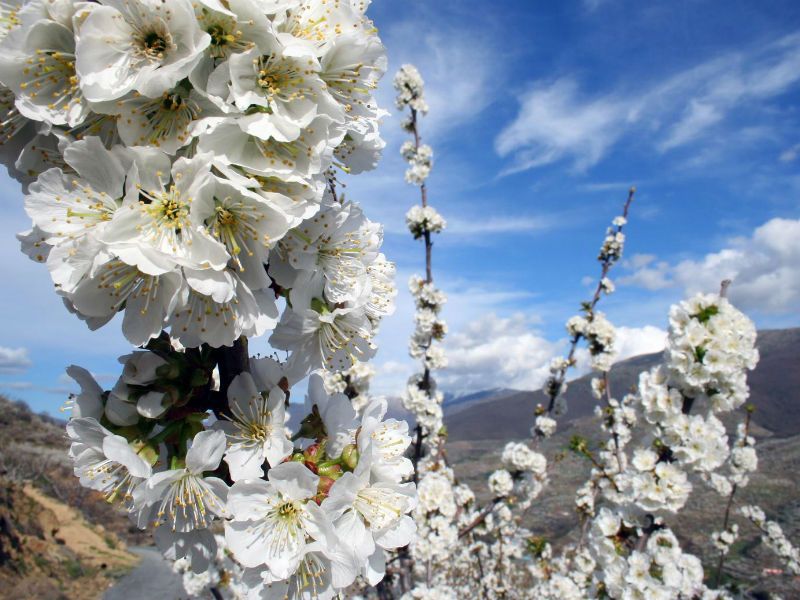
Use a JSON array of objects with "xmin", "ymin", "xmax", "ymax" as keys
[
  {"xmin": 323, "ymin": 360, "xmax": 377, "ymax": 414},
  {"xmin": 392, "ymin": 64, "xmax": 464, "ymax": 598},
  {"xmin": 666, "ymin": 293, "xmax": 759, "ymax": 412},
  {"xmin": 171, "ymin": 534, "xmax": 246, "ymax": 598},
  {"xmin": 3, "ymin": 0, "xmax": 394, "ymax": 383},
  {"xmin": 66, "ymin": 344, "xmax": 417, "ymax": 596},
  {"xmin": 394, "ymin": 64, "xmax": 428, "ymax": 116},
  {"xmin": 406, "ymin": 204, "xmax": 446, "ymax": 239},
  {"xmin": 0, "ymin": 1, "xmax": 426, "ymax": 595},
  {"xmin": 540, "ymin": 200, "xmax": 634, "ymax": 425},
  {"xmin": 523, "ymin": 291, "xmax": 782, "ymax": 599},
  {"xmin": 401, "ymin": 141, "xmax": 433, "ymax": 185}
]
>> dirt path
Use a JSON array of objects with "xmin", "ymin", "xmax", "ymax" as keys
[{"xmin": 22, "ymin": 485, "xmax": 137, "ymax": 569}]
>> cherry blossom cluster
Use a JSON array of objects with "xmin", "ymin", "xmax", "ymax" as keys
[
  {"xmin": 523, "ymin": 291, "xmax": 796, "ymax": 598},
  {"xmin": 406, "ymin": 204, "xmax": 446, "ymax": 239},
  {"xmin": 390, "ymin": 63, "xmax": 464, "ymax": 598},
  {"xmin": 410, "ymin": 189, "xmax": 793, "ymax": 598},
  {"xmin": 393, "ymin": 64, "xmax": 428, "ymax": 117},
  {"xmin": 323, "ymin": 360, "xmax": 377, "ymax": 414},
  {"xmin": 0, "ymin": 1, "xmax": 427, "ymax": 596},
  {"xmin": 540, "ymin": 192, "xmax": 635, "ymax": 425},
  {"xmin": 400, "ymin": 140, "xmax": 433, "ymax": 185},
  {"xmin": 395, "ymin": 65, "xmax": 448, "ymax": 444},
  {"xmin": 65, "ymin": 342, "xmax": 417, "ymax": 596},
  {"xmin": 2, "ymin": 0, "xmax": 393, "ymax": 373}
]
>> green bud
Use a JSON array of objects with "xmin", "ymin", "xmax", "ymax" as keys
[
  {"xmin": 304, "ymin": 443, "xmax": 323, "ymax": 464},
  {"xmin": 156, "ymin": 362, "xmax": 181, "ymax": 380},
  {"xmin": 317, "ymin": 462, "xmax": 343, "ymax": 478},
  {"xmin": 341, "ymin": 444, "xmax": 359, "ymax": 471}
]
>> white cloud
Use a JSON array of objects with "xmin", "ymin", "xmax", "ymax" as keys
[
  {"xmin": 614, "ymin": 326, "xmax": 666, "ymax": 360},
  {"xmin": 440, "ymin": 313, "xmax": 561, "ymax": 394},
  {"xmin": 621, "ymin": 218, "xmax": 800, "ymax": 314},
  {"xmin": 619, "ymin": 254, "xmax": 672, "ymax": 290},
  {"xmin": 658, "ymin": 100, "xmax": 723, "ymax": 151},
  {"xmin": 370, "ymin": 270, "xmax": 542, "ymax": 397},
  {"xmin": 425, "ymin": 312, "xmax": 666, "ymax": 396},
  {"xmin": 0, "ymin": 346, "xmax": 31, "ymax": 374},
  {"xmin": 496, "ymin": 32, "xmax": 800, "ymax": 172},
  {"xmin": 780, "ymin": 143, "xmax": 800, "ymax": 163}
]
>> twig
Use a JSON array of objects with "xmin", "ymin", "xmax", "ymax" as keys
[
  {"xmin": 713, "ymin": 409, "xmax": 752, "ymax": 588},
  {"xmin": 544, "ymin": 187, "xmax": 636, "ymax": 415},
  {"xmin": 458, "ymin": 496, "xmax": 503, "ymax": 539},
  {"xmin": 210, "ymin": 587, "xmax": 224, "ymax": 600}
]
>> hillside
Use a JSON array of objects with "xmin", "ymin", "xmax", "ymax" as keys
[
  {"xmin": 0, "ymin": 396, "xmax": 141, "ymax": 599},
  {"xmin": 445, "ymin": 328, "xmax": 800, "ymax": 441}
]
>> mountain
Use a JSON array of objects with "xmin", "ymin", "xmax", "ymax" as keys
[
  {"xmin": 445, "ymin": 328, "xmax": 800, "ymax": 441},
  {"xmin": 442, "ymin": 328, "xmax": 800, "ymax": 597}
]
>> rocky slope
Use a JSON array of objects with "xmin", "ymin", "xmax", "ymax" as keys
[{"xmin": 0, "ymin": 396, "xmax": 140, "ymax": 599}]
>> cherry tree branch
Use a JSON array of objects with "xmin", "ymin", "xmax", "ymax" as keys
[{"xmin": 543, "ymin": 187, "xmax": 636, "ymax": 416}]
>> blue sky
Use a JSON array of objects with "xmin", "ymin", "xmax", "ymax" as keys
[{"xmin": 2, "ymin": 0, "xmax": 799, "ymax": 414}]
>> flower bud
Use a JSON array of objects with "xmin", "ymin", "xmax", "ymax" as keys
[
  {"xmin": 317, "ymin": 475, "xmax": 335, "ymax": 497},
  {"xmin": 317, "ymin": 462, "xmax": 342, "ymax": 478},
  {"xmin": 341, "ymin": 444, "xmax": 359, "ymax": 470},
  {"xmin": 304, "ymin": 443, "xmax": 323, "ymax": 464}
]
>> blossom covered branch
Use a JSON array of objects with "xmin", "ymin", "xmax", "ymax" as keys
[{"xmin": 1, "ymin": 1, "xmax": 418, "ymax": 597}]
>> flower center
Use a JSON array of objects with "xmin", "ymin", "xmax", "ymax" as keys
[
  {"xmin": 278, "ymin": 500, "xmax": 299, "ymax": 518},
  {"xmin": 130, "ymin": 91, "xmax": 199, "ymax": 147},
  {"xmin": 198, "ymin": 10, "xmax": 251, "ymax": 59},
  {"xmin": 140, "ymin": 185, "xmax": 190, "ymax": 233},
  {"xmin": 255, "ymin": 55, "xmax": 310, "ymax": 104},
  {"xmin": 143, "ymin": 31, "xmax": 168, "ymax": 57},
  {"xmin": 133, "ymin": 22, "xmax": 174, "ymax": 63},
  {"xmin": 216, "ymin": 206, "xmax": 236, "ymax": 226}
]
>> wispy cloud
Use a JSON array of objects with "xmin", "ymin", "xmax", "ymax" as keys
[
  {"xmin": 0, "ymin": 346, "xmax": 31, "ymax": 374},
  {"xmin": 0, "ymin": 381, "xmax": 33, "ymax": 390},
  {"xmin": 379, "ymin": 17, "xmax": 499, "ymax": 143},
  {"xmin": 779, "ymin": 143, "xmax": 800, "ymax": 163},
  {"xmin": 495, "ymin": 78, "xmax": 632, "ymax": 174},
  {"xmin": 496, "ymin": 31, "xmax": 800, "ymax": 173},
  {"xmin": 446, "ymin": 215, "xmax": 554, "ymax": 236}
]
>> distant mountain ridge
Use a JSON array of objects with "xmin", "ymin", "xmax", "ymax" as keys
[{"xmin": 444, "ymin": 328, "xmax": 800, "ymax": 441}]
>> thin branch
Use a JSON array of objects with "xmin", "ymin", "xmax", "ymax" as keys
[
  {"xmin": 714, "ymin": 409, "xmax": 752, "ymax": 588},
  {"xmin": 458, "ymin": 496, "xmax": 503, "ymax": 539},
  {"xmin": 543, "ymin": 187, "xmax": 636, "ymax": 415}
]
